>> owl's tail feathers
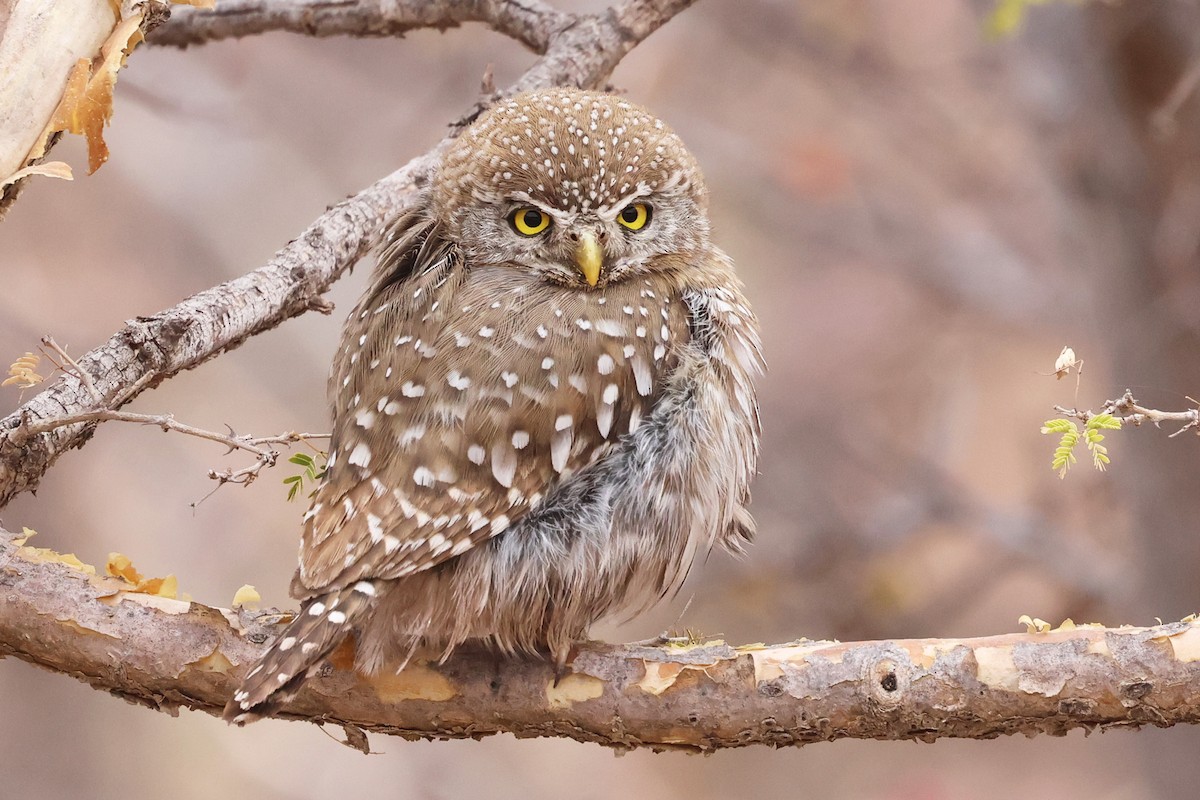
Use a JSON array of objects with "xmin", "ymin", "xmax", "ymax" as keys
[{"xmin": 222, "ymin": 580, "xmax": 381, "ymax": 724}]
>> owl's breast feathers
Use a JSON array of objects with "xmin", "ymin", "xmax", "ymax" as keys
[{"xmin": 293, "ymin": 242, "xmax": 719, "ymax": 596}]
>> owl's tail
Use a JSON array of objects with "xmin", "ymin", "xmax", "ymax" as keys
[{"xmin": 222, "ymin": 580, "xmax": 381, "ymax": 723}]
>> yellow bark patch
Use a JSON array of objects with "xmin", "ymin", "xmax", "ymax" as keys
[
  {"xmin": 231, "ymin": 584, "xmax": 261, "ymax": 609},
  {"xmin": 546, "ymin": 673, "xmax": 604, "ymax": 709},
  {"xmin": 370, "ymin": 664, "xmax": 458, "ymax": 703},
  {"xmin": 639, "ymin": 662, "xmax": 684, "ymax": 695},
  {"xmin": 106, "ymin": 552, "xmax": 178, "ymax": 598},
  {"xmin": 18, "ymin": 546, "xmax": 96, "ymax": 575},
  {"xmin": 916, "ymin": 642, "xmax": 961, "ymax": 669},
  {"xmin": 1158, "ymin": 625, "xmax": 1200, "ymax": 663},
  {"xmin": 750, "ymin": 641, "xmax": 843, "ymax": 683},
  {"xmin": 191, "ymin": 647, "xmax": 234, "ymax": 674},
  {"xmin": 974, "ymin": 646, "xmax": 1020, "ymax": 692}
]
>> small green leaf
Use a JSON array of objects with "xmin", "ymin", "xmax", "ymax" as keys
[
  {"xmin": 1041, "ymin": 419, "xmax": 1076, "ymax": 434},
  {"xmin": 1087, "ymin": 413, "xmax": 1122, "ymax": 431},
  {"xmin": 289, "ymin": 453, "xmax": 315, "ymax": 468}
]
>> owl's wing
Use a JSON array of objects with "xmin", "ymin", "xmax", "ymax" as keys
[{"xmin": 294, "ymin": 213, "xmax": 669, "ymax": 596}]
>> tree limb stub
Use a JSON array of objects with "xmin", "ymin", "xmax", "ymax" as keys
[
  {"xmin": 3, "ymin": 530, "xmax": 1198, "ymax": 750},
  {"xmin": 0, "ymin": 0, "xmax": 695, "ymax": 509}
]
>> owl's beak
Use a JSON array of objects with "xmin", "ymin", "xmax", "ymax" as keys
[{"xmin": 574, "ymin": 230, "xmax": 602, "ymax": 287}]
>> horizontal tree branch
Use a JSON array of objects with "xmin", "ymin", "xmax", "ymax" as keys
[
  {"xmin": 149, "ymin": 0, "xmax": 573, "ymax": 53},
  {"xmin": 3, "ymin": 528, "xmax": 1198, "ymax": 750},
  {"xmin": 0, "ymin": 0, "xmax": 695, "ymax": 510}
]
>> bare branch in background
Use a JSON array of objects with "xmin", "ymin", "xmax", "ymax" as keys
[{"xmin": 149, "ymin": 0, "xmax": 573, "ymax": 52}]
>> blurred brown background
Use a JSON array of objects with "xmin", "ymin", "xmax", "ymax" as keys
[{"xmin": 5, "ymin": 0, "xmax": 1200, "ymax": 797}]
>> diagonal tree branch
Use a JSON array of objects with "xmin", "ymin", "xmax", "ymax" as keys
[
  {"xmin": 4, "ymin": 528, "xmax": 1199, "ymax": 750},
  {"xmin": 0, "ymin": 0, "xmax": 697, "ymax": 510}
]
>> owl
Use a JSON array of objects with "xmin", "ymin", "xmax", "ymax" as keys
[{"xmin": 225, "ymin": 88, "xmax": 763, "ymax": 721}]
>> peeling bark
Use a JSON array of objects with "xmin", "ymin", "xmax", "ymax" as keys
[{"xmin": 4, "ymin": 530, "xmax": 1199, "ymax": 749}]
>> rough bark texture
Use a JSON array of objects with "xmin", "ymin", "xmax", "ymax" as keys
[
  {"xmin": 149, "ymin": 0, "xmax": 572, "ymax": 52},
  {"xmin": 0, "ymin": 0, "xmax": 695, "ymax": 509},
  {"xmin": 4, "ymin": 528, "xmax": 1198, "ymax": 750}
]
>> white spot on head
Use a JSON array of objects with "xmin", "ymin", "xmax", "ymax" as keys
[
  {"xmin": 479, "ymin": 326, "xmax": 495, "ymax": 338},
  {"xmin": 541, "ymin": 356, "xmax": 555, "ymax": 370},
  {"xmin": 448, "ymin": 370, "xmax": 471, "ymax": 390},
  {"xmin": 597, "ymin": 354, "xmax": 615, "ymax": 375},
  {"xmin": 401, "ymin": 381, "xmax": 425, "ymax": 397},
  {"xmin": 355, "ymin": 409, "xmax": 376, "ymax": 429},
  {"xmin": 501, "ymin": 371, "xmax": 519, "ymax": 388}
]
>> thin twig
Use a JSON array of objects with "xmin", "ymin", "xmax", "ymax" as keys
[
  {"xmin": 39, "ymin": 337, "xmax": 100, "ymax": 403},
  {"xmin": 1153, "ymin": 53, "xmax": 1200, "ymax": 138},
  {"xmin": 1055, "ymin": 389, "xmax": 1200, "ymax": 437},
  {"xmin": 17, "ymin": 408, "xmax": 328, "ymax": 491}
]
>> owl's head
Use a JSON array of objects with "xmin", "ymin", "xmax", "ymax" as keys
[{"xmin": 434, "ymin": 88, "xmax": 709, "ymax": 289}]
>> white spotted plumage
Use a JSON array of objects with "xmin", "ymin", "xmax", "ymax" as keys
[{"xmin": 224, "ymin": 88, "xmax": 762, "ymax": 722}]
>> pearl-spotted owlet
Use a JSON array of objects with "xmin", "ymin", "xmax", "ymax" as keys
[{"xmin": 226, "ymin": 88, "xmax": 763, "ymax": 721}]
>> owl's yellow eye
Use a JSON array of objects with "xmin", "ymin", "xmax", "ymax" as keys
[
  {"xmin": 511, "ymin": 207, "xmax": 551, "ymax": 236},
  {"xmin": 617, "ymin": 202, "xmax": 651, "ymax": 231}
]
